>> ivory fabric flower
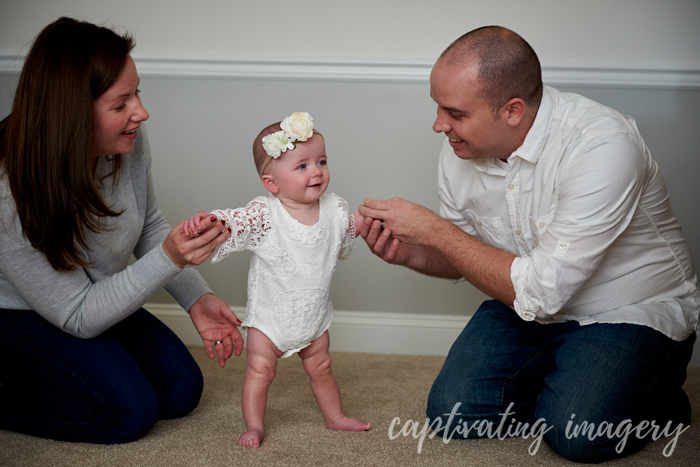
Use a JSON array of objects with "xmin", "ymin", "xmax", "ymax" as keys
[
  {"xmin": 262, "ymin": 130, "xmax": 295, "ymax": 158},
  {"xmin": 281, "ymin": 112, "xmax": 314, "ymax": 141}
]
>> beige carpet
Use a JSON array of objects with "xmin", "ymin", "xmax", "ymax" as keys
[{"xmin": 1, "ymin": 346, "xmax": 698, "ymax": 466}]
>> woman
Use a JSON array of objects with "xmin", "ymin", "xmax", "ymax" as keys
[{"xmin": 0, "ymin": 17, "xmax": 242, "ymax": 444}]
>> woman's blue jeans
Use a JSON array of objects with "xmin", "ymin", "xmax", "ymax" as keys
[
  {"xmin": 426, "ymin": 300, "xmax": 695, "ymax": 463},
  {"xmin": 0, "ymin": 307, "xmax": 203, "ymax": 444}
]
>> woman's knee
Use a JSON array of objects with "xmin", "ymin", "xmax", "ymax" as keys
[
  {"xmin": 45, "ymin": 379, "xmax": 161, "ymax": 444},
  {"xmin": 98, "ymin": 386, "xmax": 161, "ymax": 444},
  {"xmin": 158, "ymin": 360, "xmax": 203, "ymax": 419}
]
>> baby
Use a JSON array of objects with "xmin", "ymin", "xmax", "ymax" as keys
[{"xmin": 182, "ymin": 112, "xmax": 371, "ymax": 448}]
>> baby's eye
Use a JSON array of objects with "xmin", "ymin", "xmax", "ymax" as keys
[
  {"xmin": 318, "ymin": 160, "xmax": 327, "ymax": 166},
  {"xmin": 296, "ymin": 163, "xmax": 307, "ymax": 170}
]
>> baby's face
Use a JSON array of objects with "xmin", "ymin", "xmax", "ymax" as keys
[{"xmin": 268, "ymin": 135, "xmax": 330, "ymax": 205}]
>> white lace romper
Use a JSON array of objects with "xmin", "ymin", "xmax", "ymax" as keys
[{"xmin": 210, "ymin": 193, "xmax": 355, "ymax": 357}]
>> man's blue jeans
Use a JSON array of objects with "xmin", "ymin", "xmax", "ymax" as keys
[
  {"xmin": 426, "ymin": 300, "xmax": 695, "ymax": 463},
  {"xmin": 0, "ymin": 307, "xmax": 203, "ymax": 444}
]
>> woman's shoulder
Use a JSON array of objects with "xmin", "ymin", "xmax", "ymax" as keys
[
  {"xmin": 0, "ymin": 171, "xmax": 17, "ymax": 221},
  {"xmin": 0, "ymin": 174, "xmax": 29, "ymax": 254}
]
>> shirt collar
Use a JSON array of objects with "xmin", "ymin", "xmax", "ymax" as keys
[
  {"xmin": 468, "ymin": 86, "xmax": 553, "ymax": 174},
  {"xmin": 509, "ymin": 86, "xmax": 553, "ymax": 165}
]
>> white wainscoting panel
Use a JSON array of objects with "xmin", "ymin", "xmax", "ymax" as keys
[{"xmin": 2, "ymin": 56, "xmax": 700, "ymax": 89}]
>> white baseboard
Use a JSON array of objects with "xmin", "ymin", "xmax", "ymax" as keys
[
  {"xmin": 145, "ymin": 302, "xmax": 468, "ymax": 357},
  {"xmin": 145, "ymin": 303, "xmax": 700, "ymax": 366}
]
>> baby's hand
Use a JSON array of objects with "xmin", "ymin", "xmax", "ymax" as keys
[
  {"xmin": 353, "ymin": 211, "xmax": 364, "ymax": 229},
  {"xmin": 181, "ymin": 211, "xmax": 216, "ymax": 237}
]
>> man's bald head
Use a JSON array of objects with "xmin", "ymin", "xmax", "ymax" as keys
[{"xmin": 439, "ymin": 26, "xmax": 543, "ymax": 114}]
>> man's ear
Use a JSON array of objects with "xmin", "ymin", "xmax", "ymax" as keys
[
  {"xmin": 502, "ymin": 98, "xmax": 526, "ymax": 127},
  {"xmin": 261, "ymin": 174, "xmax": 279, "ymax": 194}
]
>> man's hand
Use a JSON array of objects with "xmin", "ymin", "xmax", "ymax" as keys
[
  {"xmin": 357, "ymin": 216, "xmax": 405, "ymax": 264},
  {"xmin": 189, "ymin": 293, "xmax": 244, "ymax": 367},
  {"xmin": 358, "ymin": 197, "xmax": 443, "ymax": 246}
]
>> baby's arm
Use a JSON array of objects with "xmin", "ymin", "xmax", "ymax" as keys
[
  {"xmin": 352, "ymin": 212, "xmax": 363, "ymax": 238},
  {"xmin": 210, "ymin": 199, "xmax": 271, "ymax": 263},
  {"xmin": 338, "ymin": 211, "xmax": 364, "ymax": 261},
  {"xmin": 180, "ymin": 211, "xmax": 216, "ymax": 237}
]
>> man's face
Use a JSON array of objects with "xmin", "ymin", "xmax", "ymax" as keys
[{"xmin": 430, "ymin": 58, "xmax": 512, "ymax": 161}]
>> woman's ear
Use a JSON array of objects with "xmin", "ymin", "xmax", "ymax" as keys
[{"xmin": 261, "ymin": 174, "xmax": 279, "ymax": 194}]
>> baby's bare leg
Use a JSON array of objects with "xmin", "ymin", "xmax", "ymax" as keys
[
  {"xmin": 240, "ymin": 328, "xmax": 282, "ymax": 448},
  {"xmin": 298, "ymin": 331, "xmax": 371, "ymax": 432}
]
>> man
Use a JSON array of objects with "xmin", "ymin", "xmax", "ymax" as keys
[{"xmin": 358, "ymin": 26, "xmax": 697, "ymax": 462}]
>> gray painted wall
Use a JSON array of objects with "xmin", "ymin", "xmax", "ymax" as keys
[
  {"xmin": 1, "ymin": 73, "xmax": 697, "ymax": 318},
  {"xmin": 1, "ymin": 1, "xmax": 698, "ymax": 364}
]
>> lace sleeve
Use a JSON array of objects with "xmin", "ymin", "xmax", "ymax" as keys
[
  {"xmin": 210, "ymin": 199, "xmax": 271, "ymax": 264},
  {"xmin": 337, "ymin": 196, "xmax": 355, "ymax": 261}
]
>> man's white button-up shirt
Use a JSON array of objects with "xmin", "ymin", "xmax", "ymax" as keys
[{"xmin": 438, "ymin": 86, "xmax": 698, "ymax": 341}]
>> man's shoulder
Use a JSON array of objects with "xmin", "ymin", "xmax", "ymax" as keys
[{"xmin": 547, "ymin": 86, "xmax": 637, "ymax": 136}]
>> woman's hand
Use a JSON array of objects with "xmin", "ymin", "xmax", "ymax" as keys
[
  {"xmin": 163, "ymin": 215, "xmax": 230, "ymax": 268},
  {"xmin": 189, "ymin": 293, "xmax": 244, "ymax": 367},
  {"xmin": 180, "ymin": 211, "xmax": 217, "ymax": 236}
]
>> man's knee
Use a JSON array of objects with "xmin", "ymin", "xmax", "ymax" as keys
[
  {"xmin": 543, "ymin": 420, "xmax": 647, "ymax": 463},
  {"xmin": 426, "ymin": 379, "xmax": 504, "ymax": 440},
  {"xmin": 536, "ymin": 398, "xmax": 649, "ymax": 463},
  {"xmin": 426, "ymin": 380, "xmax": 455, "ymax": 423}
]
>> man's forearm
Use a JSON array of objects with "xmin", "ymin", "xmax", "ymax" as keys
[
  {"xmin": 404, "ymin": 244, "xmax": 463, "ymax": 279},
  {"xmin": 427, "ymin": 219, "xmax": 517, "ymax": 306}
]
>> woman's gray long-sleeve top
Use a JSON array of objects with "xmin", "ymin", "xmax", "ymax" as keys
[{"xmin": 0, "ymin": 126, "xmax": 212, "ymax": 338}]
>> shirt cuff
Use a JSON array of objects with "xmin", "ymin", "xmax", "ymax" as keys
[{"xmin": 511, "ymin": 256, "xmax": 541, "ymax": 321}]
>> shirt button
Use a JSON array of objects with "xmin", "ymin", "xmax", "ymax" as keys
[
  {"xmin": 538, "ymin": 222, "xmax": 545, "ymax": 229},
  {"xmin": 515, "ymin": 229, "xmax": 522, "ymax": 236},
  {"xmin": 508, "ymin": 184, "xmax": 515, "ymax": 190},
  {"xmin": 559, "ymin": 242, "xmax": 567, "ymax": 250},
  {"xmin": 477, "ymin": 221, "xmax": 483, "ymax": 226}
]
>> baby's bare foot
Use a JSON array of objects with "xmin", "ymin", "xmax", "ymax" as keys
[
  {"xmin": 327, "ymin": 416, "xmax": 371, "ymax": 432},
  {"xmin": 239, "ymin": 427, "xmax": 264, "ymax": 448}
]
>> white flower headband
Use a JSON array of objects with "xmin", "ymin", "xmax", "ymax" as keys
[{"xmin": 259, "ymin": 112, "xmax": 314, "ymax": 177}]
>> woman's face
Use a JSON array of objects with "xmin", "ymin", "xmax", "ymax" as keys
[{"xmin": 92, "ymin": 55, "xmax": 149, "ymax": 157}]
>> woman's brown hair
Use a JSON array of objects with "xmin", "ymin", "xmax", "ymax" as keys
[{"xmin": 0, "ymin": 17, "xmax": 135, "ymax": 270}]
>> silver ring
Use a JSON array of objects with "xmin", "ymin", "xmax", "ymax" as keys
[{"xmin": 213, "ymin": 340, "xmax": 223, "ymax": 345}]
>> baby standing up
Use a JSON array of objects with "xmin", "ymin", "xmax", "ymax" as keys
[{"xmin": 182, "ymin": 112, "xmax": 372, "ymax": 447}]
